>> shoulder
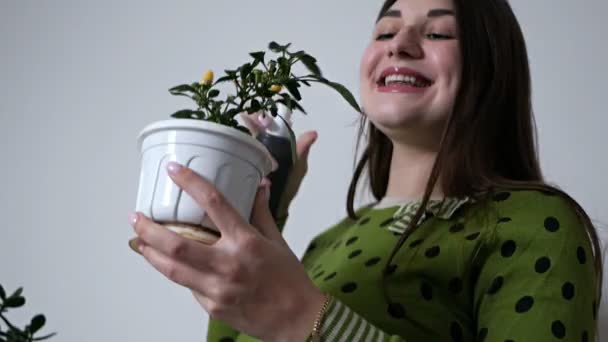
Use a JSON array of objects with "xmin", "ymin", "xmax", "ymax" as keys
[{"xmin": 464, "ymin": 188, "xmax": 590, "ymax": 249}]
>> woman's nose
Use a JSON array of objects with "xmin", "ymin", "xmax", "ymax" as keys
[{"xmin": 388, "ymin": 28, "xmax": 423, "ymax": 59}]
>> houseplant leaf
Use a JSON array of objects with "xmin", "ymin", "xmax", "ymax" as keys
[{"xmin": 299, "ymin": 55, "xmax": 322, "ymax": 77}]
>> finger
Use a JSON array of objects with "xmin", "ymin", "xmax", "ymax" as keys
[
  {"xmin": 139, "ymin": 241, "xmax": 211, "ymax": 293},
  {"xmin": 166, "ymin": 162, "xmax": 251, "ymax": 239},
  {"xmin": 238, "ymin": 112, "xmax": 263, "ymax": 137},
  {"xmin": 250, "ymin": 182, "xmax": 284, "ymax": 243},
  {"xmin": 295, "ymin": 131, "xmax": 318, "ymax": 160},
  {"xmin": 130, "ymin": 212, "xmax": 216, "ymax": 269}
]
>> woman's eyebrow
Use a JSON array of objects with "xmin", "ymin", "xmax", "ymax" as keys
[{"xmin": 377, "ymin": 8, "xmax": 455, "ymax": 23}]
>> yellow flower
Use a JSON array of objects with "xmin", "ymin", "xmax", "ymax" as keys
[
  {"xmin": 201, "ymin": 70, "xmax": 214, "ymax": 85},
  {"xmin": 270, "ymin": 84, "xmax": 282, "ymax": 93}
]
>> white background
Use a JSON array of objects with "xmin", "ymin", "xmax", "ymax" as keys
[{"xmin": 1, "ymin": 0, "xmax": 607, "ymax": 341}]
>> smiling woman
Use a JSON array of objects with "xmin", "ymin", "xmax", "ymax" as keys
[{"xmin": 136, "ymin": 0, "xmax": 602, "ymax": 341}]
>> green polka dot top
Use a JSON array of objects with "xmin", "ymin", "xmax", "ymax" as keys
[{"xmin": 207, "ymin": 190, "xmax": 599, "ymax": 341}]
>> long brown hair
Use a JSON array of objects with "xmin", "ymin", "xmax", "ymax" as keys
[{"xmin": 348, "ymin": 0, "xmax": 603, "ymax": 316}]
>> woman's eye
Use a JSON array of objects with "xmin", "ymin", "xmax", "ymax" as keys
[
  {"xmin": 426, "ymin": 33, "xmax": 452, "ymax": 40},
  {"xmin": 376, "ymin": 33, "xmax": 395, "ymax": 41}
]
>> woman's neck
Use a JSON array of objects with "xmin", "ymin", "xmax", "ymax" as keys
[{"xmin": 384, "ymin": 141, "xmax": 444, "ymax": 200}]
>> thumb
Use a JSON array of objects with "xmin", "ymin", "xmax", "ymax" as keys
[
  {"xmin": 250, "ymin": 180, "xmax": 284, "ymax": 243},
  {"xmin": 296, "ymin": 131, "xmax": 318, "ymax": 161}
]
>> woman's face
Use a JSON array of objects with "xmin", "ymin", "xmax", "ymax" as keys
[{"xmin": 360, "ymin": 0, "xmax": 461, "ymax": 143}]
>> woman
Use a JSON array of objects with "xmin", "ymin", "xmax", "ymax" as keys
[{"xmin": 130, "ymin": 0, "xmax": 603, "ymax": 340}]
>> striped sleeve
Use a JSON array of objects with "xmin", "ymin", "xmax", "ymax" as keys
[{"xmin": 318, "ymin": 298, "xmax": 407, "ymax": 341}]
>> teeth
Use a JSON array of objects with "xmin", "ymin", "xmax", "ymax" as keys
[{"xmin": 383, "ymin": 74, "xmax": 431, "ymax": 87}]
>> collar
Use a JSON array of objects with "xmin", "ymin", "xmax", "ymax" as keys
[{"xmin": 386, "ymin": 196, "xmax": 473, "ymax": 234}]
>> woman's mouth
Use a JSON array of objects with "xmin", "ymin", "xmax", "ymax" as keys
[{"xmin": 376, "ymin": 67, "xmax": 434, "ymax": 93}]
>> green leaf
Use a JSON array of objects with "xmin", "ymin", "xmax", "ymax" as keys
[
  {"xmin": 214, "ymin": 75, "xmax": 233, "ymax": 84},
  {"xmin": 299, "ymin": 55, "xmax": 322, "ymax": 77},
  {"xmin": 169, "ymin": 84, "xmax": 198, "ymax": 94},
  {"xmin": 318, "ymin": 79, "xmax": 361, "ymax": 113},
  {"xmin": 0, "ymin": 284, "xmax": 5, "ymax": 300},
  {"xmin": 268, "ymin": 41, "xmax": 282, "ymax": 53},
  {"xmin": 8, "ymin": 288, "xmax": 22, "ymax": 300},
  {"xmin": 269, "ymin": 102, "xmax": 278, "ymax": 117},
  {"xmin": 4, "ymin": 296, "xmax": 25, "ymax": 308},
  {"xmin": 300, "ymin": 80, "xmax": 311, "ymax": 87},
  {"xmin": 288, "ymin": 50, "xmax": 306, "ymax": 58},
  {"xmin": 29, "ymin": 315, "xmax": 45, "ymax": 334},
  {"xmin": 32, "ymin": 332, "xmax": 57, "ymax": 341},
  {"xmin": 239, "ymin": 63, "xmax": 252, "ymax": 81},
  {"xmin": 235, "ymin": 125, "xmax": 251, "ymax": 135},
  {"xmin": 208, "ymin": 89, "xmax": 220, "ymax": 98},
  {"xmin": 225, "ymin": 108, "xmax": 240, "ymax": 117},
  {"xmin": 291, "ymin": 100, "xmax": 308, "ymax": 114},
  {"xmin": 170, "ymin": 109, "xmax": 205, "ymax": 119},
  {"xmin": 248, "ymin": 99, "xmax": 262, "ymax": 113},
  {"xmin": 250, "ymin": 51, "xmax": 265, "ymax": 62},
  {"xmin": 285, "ymin": 80, "xmax": 302, "ymax": 101},
  {"xmin": 224, "ymin": 69, "xmax": 238, "ymax": 77}
]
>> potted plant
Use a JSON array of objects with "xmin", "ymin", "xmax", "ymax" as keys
[
  {"xmin": 131, "ymin": 42, "xmax": 360, "ymax": 249},
  {"xmin": 0, "ymin": 283, "xmax": 56, "ymax": 342}
]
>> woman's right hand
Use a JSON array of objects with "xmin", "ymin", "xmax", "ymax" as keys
[{"xmin": 239, "ymin": 112, "xmax": 318, "ymax": 219}]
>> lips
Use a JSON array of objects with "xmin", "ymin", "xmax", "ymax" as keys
[{"xmin": 376, "ymin": 67, "xmax": 434, "ymax": 89}]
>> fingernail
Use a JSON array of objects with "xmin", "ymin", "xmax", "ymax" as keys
[
  {"xmin": 167, "ymin": 161, "xmax": 183, "ymax": 175},
  {"xmin": 129, "ymin": 212, "xmax": 139, "ymax": 226}
]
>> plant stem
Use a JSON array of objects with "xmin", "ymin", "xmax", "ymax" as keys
[{"xmin": 0, "ymin": 312, "xmax": 19, "ymax": 332}]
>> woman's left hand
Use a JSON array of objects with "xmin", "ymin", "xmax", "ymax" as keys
[{"xmin": 130, "ymin": 162, "xmax": 325, "ymax": 342}]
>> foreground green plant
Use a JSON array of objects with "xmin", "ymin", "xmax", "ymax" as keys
[
  {"xmin": 0, "ymin": 284, "xmax": 55, "ymax": 342},
  {"xmin": 168, "ymin": 41, "xmax": 361, "ymax": 133}
]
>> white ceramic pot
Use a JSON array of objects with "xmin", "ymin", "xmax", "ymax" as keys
[{"xmin": 134, "ymin": 119, "xmax": 274, "ymax": 233}]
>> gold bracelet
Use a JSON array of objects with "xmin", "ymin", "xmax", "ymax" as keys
[{"xmin": 310, "ymin": 293, "xmax": 332, "ymax": 342}]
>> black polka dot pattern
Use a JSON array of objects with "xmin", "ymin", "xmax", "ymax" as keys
[
  {"xmin": 385, "ymin": 264, "xmax": 398, "ymax": 275},
  {"xmin": 449, "ymin": 223, "xmax": 464, "ymax": 233},
  {"xmin": 332, "ymin": 240, "xmax": 341, "ymax": 250},
  {"xmin": 387, "ymin": 302, "xmax": 405, "ymax": 319},
  {"xmin": 465, "ymin": 232, "xmax": 480, "ymax": 241},
  {"xmin": 341, "ymin": 282, "xmax": 357, "ymax": 293},
  {"xmin": 421, "ymin": 282, "xmax": 433, "ymax": 301},
  {"xmin": 346, "ymin": 236, "xmax": 359, "ymax": 246},
  {"xmin": 562, "ymin": 282, "xmax": 575, "ymax": 300},
  {"xmin": 582, "ymin": 330, "xmax": 589, "ymax": 342},
  {"xmin": 487, "ymin": 276, "xmax": 504, "ymax": 295},
  {"xmin": 498, "ymin": 217, "xmax": 512, "ymax": 223},
  {"xmin": 305, "ymin": 242, "xmax": 317, "ymax": 253},
  {"xmin": 219, "ymin": 338, "xmax": 235, "ymax": 342},
  {"xmin": 314, "ymin": 270, "xmax": 325, "ymax": 279},
  {"xmin": 535, "ymin": 257, "xmax": 551, "ymax": 273},
  {"xmin": 365, "ymin": 257, "xmax": 381, "ymax": 267},
  {"xmin": 358, "ymin": 217, "xmax": 371, "ymax": 226},
  {"xmin": 501, "ymin": 240, "xmax": 517, "ymax": 257},
  {"xmin": 515, "ymin": 296, "xmax": 534, "ymax": 313},
  {"xmin": 551, "ymin": 320, "xmax": 566, "ymax": 339},
  {"xmin": 425, "ymin": 246, "xmax": 441, "ymax": 258},
  {"xmin": 409, "ymin": 239, "xmax": 424, "ymax": 248},
  {"xmin": 348, "ymin": 250, "xmax": 362, "ymax": 259},
  {"xmin": 544, "ymin": 217, "xmax": 560, "ymax": 232},
  {"xmin": 380, "ymin": 217, "xmax": 397, "ymax": 227},
  {"xmin": 450, "ymin": 322, "xmax": 463, "ymax": 342},
  {"xmin": 324, "ymin": 272, "xmax": 337, "ymax": 281},
  {"xmin": 477, "ymin": 328, "xmax": 488, "ymax": 341},
  {"xmin": 577, "ymin": 247, "xmax": 587, "ymax": 264},
  {"xmin": 448, "ymin": 278, "xmax": 463, "ymax": 294},
  {"xmin": 493, "ymin": 192, "xmax": 511, "ymax": 201}
]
